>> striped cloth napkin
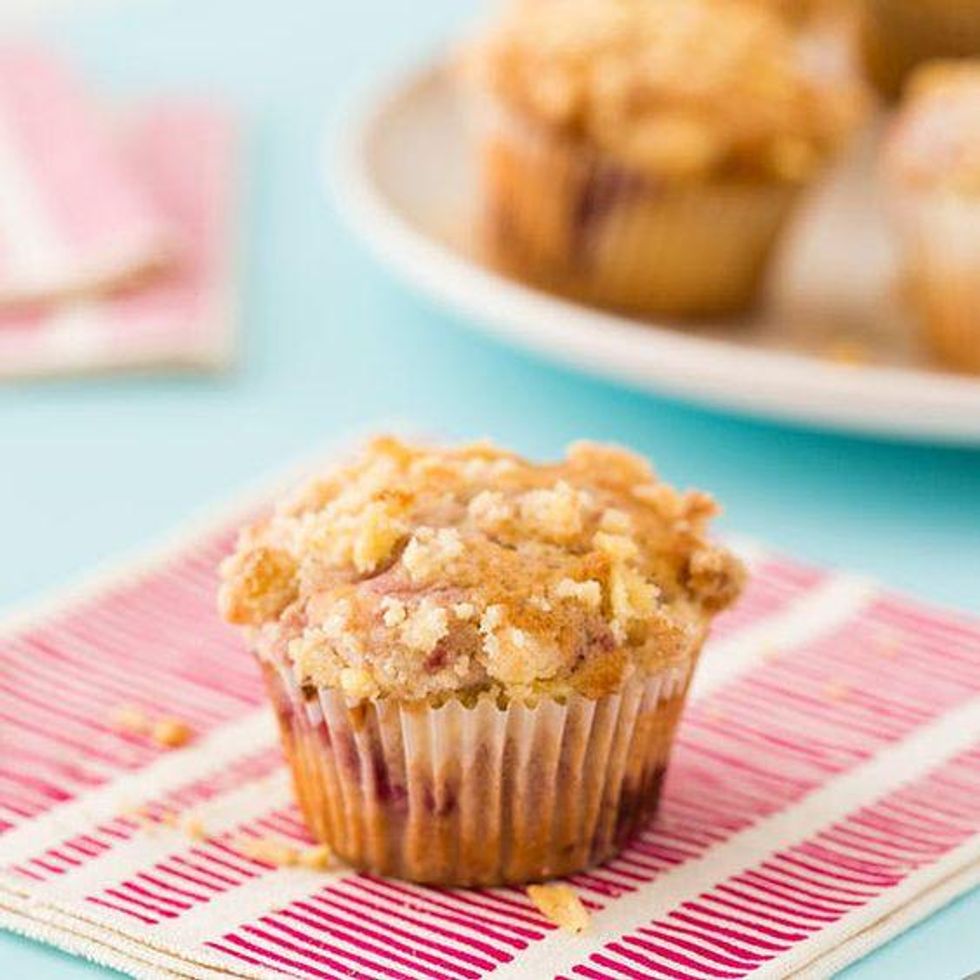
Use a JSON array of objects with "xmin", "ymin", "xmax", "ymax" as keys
[
  {"xmin": 1, "ymin": 460, "xmax": 978, "ymax": 980},
  {"xmin": 0, "ymin": 102, "xmax": 239, "ymax": 378},
  {"xmin": 0, "ymin": 47, "xmax": 173, "ymax": 308},
  {"xmin": 0, "ymin": 48, "xmax": 240, "ymax": 379}
]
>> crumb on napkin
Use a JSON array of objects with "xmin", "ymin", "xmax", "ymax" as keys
[
  {"xmin": 297, "ymin": 844, "xmax": 334, "ymax": 870},
  {"xmin": 151, "ymin": 717, "xmax": 193, "ymax": 748},
  {"xmin": 120, "ymin": 805, "xmax": 207, "ymax": 840},
  {"xmin": 110, "ymin": 705, "xmax": 194, "ymax": 749},
  {"xmin": 527, "ymin": 883, "xmax": 590, "ymax": 934},
  {"xmin": 235, "ymin": 836, "xmax": 333, "ymax": 870},
  {"xmin": 119, "ymin": 805, "xmax": 157, "ymax": 830},
  {"xmin": 111, "ymin": 705, "xmax": 151, "ymax": 734},
  {"xmin": 183, "ymin": 815, "xmax": 208, "ymax": 840}
]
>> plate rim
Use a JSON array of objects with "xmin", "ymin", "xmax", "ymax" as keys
[{"xmin": 330, "ymin": 60, "xmax": 980, "ymax": 446}]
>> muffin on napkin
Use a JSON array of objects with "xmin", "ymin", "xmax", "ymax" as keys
[
  {"xmin": 461, "ymin": 0, "xmax": 863, "ymax": 317},
  {"xmin": 219, "ymin": 437, "xmax": 745, "ymax": 885},
  {"xmin": 883, "ymin": 61, "xmax": 980, "ymax": 374}
]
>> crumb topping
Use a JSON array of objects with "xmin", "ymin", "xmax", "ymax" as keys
[
  {"xmin": 464, "ymin": 0, "xmax": 862, "ymax": 182},
  {"xmin": 219, "ymin": 437, "xmax": 745, "ymax": 702},
  {"xmin": 403, "ymin": 527, "xmax": 465, "ymax": 582},
  {"xmin": 885, "ymin": 62, "xmax": 980, "ymax": 196}
]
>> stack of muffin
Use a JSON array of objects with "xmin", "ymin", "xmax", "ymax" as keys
[{"xmin": 461, "ymin": 0, "xmax": 980, "ymax": 375}]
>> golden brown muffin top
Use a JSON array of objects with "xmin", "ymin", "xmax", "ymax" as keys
[
  {"xmin": 219, "ymin": 437, "xmax": 745, "ymax": 704},
  {"xmin": 463, "ymin": 0, "xmax": 863, "ymax": 182},
  {"xmin": 885, "ymin": 61, "xmax": 980, "ymax": 196}
]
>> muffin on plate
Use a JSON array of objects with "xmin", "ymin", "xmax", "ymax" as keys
[
  {"xmin": 753, "ymin": 0, "xmax": 855, "ymax": 26},
  {"xmin": 461, "ymin": 0, "xmax": 863, "ymax": 317},
  {"xmin": 883, "ymin": 61, "xmax": 980, "ymax": 374},
  {"xmin": 219, "ymin": 437, "xmax": 745, "ymax": 885},
  {"xmin": 861, "ymin": 0, "xmax": 980, "ymax": 99}
]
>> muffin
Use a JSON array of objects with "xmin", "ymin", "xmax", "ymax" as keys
[
  {"xmin": 752, "ymin": 0, "xmax": 855, "ymax": 26},
  {"xmin": 219, "ymin": 437, "xmax": 745, "ymax": 885},
  {"xmin": 883, "ymin": 61, "xmax": 980, "ymax": 374},
  {"xmin": 462, "ymin": 0, "xmax": 863, "ymax": 317},
  {"xmin": 861, "ymin": 0, "xmax": 980, "ymax": 99}
]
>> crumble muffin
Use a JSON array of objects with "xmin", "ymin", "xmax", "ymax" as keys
[
  {"xmin": 461, "ymin": 0, "xmax": 863, "ymax": 317},
  {"xmin": 220, "ymin": 437, "xmax": 745, "ymax": 884},
  {"xmin": 883, "ymin": 62, "xmax": 980, "ymax": 374},
  {"xmin": 861, "ymin": 0, "xmax": 980, "ymax": 99},
  {"xmin": 752, "ymin": 0, "xmax": 856, "ymax": 26}
]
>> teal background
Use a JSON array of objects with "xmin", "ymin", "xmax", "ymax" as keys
[{"xmin": 1, "ymin": 0, "xmax": 978, "ymax": 976}]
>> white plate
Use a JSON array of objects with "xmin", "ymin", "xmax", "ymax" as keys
[{"xmin": 332, "ymin": 62, "xmax": 980, "ymax": 444}]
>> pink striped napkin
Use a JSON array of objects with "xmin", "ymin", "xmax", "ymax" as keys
[
  {"xmin": 0, "ymin": 102, "xmax": 239, "ymax": 377},
  {"xmin": 1, "ymin": 460, "xmax": 978, "ymax": 979},
  {"xmin": 0, "ymin": 47, "xmax": 174, "ymax": 309}
]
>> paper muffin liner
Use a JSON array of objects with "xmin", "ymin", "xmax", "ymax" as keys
[
  {"xmin": 261, "ymin": 654, "xmax": 696, "ymax": 886},
  {"xmin": 892, "ymin": 190, "xmax": 980, "ymax": 374},
  {"xmin": 471, "ymin": 99, "xmax": 800, "ymax": 318},
  {"xmin": 861, "ymin": 0, "xmax": 980, "ymax": 99}
]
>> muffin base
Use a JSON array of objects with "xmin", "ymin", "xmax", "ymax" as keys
[
  {"xmin": 477, "ymin": 105, "xmax": 800, "ymax": 318},
  {"xmin": 262, "ymin": 658, "xmax": 695, "ymax": 886}
]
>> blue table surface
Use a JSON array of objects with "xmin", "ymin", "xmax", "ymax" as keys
[{"xmin": 1, "ymin": 0, "xmax": 978, "ymax": 976}]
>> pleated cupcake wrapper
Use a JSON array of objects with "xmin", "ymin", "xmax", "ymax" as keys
[
  {"xmin": 861, "ymin": 0, "xmax": 980, "ymax": 98},
  {"xmin": 471, "ymin": 96, "xmax": 799, "ymax": 317},
  {"xmin": 263, "ymin": 654, "xmax": 696, "ymax": 886},
  {"xmin": 892, "ymin": 189, "xmax": 980, "ymax": 373}
]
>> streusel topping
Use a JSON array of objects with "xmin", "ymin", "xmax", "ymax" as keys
[
  {"xmin": 219, "ymin": 437, "xmax": 745, "ymax": 702},
  {"xmin": 885, "ymin": 62, "xmax": 980, "ymax": 196},
  {"xmin": 465, "ymin": 0, "xmax": 861, "ymax": 181}
]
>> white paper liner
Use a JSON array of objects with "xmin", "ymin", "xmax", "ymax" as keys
[
  {"xmin": 262, "ymin": 656, "xmax": 696, "ymax": 886},
  {"xmin": 470, "ymin": 97, "xmax": 800, "ymax": 317}
]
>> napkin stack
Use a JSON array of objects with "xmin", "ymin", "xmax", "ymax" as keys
[
  {"xmin": 0, "ymin": 47, "xmax": 239, "ymax": 378},
  {"xmin": 0, "ymin": 454, "xmax": 978, "ymax": 980}
]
